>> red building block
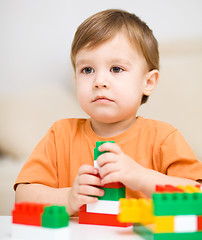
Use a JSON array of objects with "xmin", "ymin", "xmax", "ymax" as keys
[
  {"xmin": 102, "ymin": 182, "xmax": 125, "ymax": 188},
  {"xmin": 79, "ymin": 211, "xmax": 132, "ymax": 227},
  {"xmin": 80, "ymin": 205, "xmax": 86, "ymax": 212},
  {"xmin": 12, "ymin": 202, "xmax": 47, "ymax": 226},
  {"xmin": 198, "ymin": 216, "xmax": 202, "ymax": 231},
  {"xmin": 155, "ymin": 185, "xmax": 184, "ymax": 193}
]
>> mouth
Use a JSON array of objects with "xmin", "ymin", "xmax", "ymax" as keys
[{"xmin": 92, "ymin": 96, "xmax": 114, "ymax": 103}]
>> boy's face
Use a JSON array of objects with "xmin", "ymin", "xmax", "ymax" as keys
[{"xmin": 75, "ymin": 31, "xmax": 155, "ymax": 124}]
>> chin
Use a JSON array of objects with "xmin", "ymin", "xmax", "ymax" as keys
[{"xmin": 92, "ymin": 114, "xmax": 121, "ymax": 124}]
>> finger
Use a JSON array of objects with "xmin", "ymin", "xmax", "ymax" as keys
[
  {"xmin": 99, "ymin": 163, "xmax": 119, "ymax": 179},
  {"xmin": 78, "ymin": 194, "xmax": 98, "ymax": 207},
  {"xmin": 97, "ymin": 152, "xmax": 117, "ymax": 167},
  {"xmin": 78, "ymin": 164, "xmax": 98, "ymax": 176},
  {"xmin": 101, "ymin": 171, "xmax": 120, "ymax": 186},
  {"xmin": 78, "ymin": 185, "xmax": 105, "ymax": 197},
  {"xmin": 98, "ymin": 142, "xmax": 122, "ymax": 154},
  {"xmin": 78, "ymin": 174, "xmax": 101, "ymax": 186}
]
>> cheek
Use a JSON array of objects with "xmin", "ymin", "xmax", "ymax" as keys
[
  {"xmin": 115, "ymin": 80, "xmax": 144, "ymax": 105},
  {"xmin": 76, "ymin": 84, "xmax": 89, "ymax": 105}
]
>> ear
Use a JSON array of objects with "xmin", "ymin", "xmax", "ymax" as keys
[{"xmin": 143, "ymin": 70, "xmax": 159, "ymax": 96}]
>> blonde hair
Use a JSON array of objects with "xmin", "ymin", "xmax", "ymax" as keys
[{"xmin": 71, "ymin": 9, "xmax": 159, "ymax": 104}]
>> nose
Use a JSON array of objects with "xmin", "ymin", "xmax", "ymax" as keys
[{"xmin": 93, "ymin": 73, "xmax": 109, "ymax": 89}]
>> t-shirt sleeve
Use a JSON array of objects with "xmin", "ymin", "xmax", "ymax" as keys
[
  {"xmin": 14, "ymin": 125, "xmax": 58, "ymax": 190},
  {"xmin": 159, "ymin": 129, "xmax": 202, "ymax": 181}
]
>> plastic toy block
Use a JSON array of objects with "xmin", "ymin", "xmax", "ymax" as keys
[
  {"xmin": 155, "ymin": 185, "xmax": 202, "ymax": 193},
  {"xmin": 94, "ymin": 160, "xmax": 101, "ymax": 170},
  {"xmin": 133, "ymin": 223, "xmax": 153, "ymax": 240},
  {"xmin": 177, "ymin": 185, "xmax": 201, "ymax": 193},
  {"xmin": 79, "ymin": 205, "xmax": 86, "ymax": 212},
  {"xmin": 102, "ymin": 182, "xmax": 125, "ymax": 188},
  {"xmin": 153, "ymin": 232, "xmax": 202, "ymax": 240},
  {"xmin": 152, "ymin": 192, "xmax": 202, "ymax": 216},
  {"xmin": 96, "ymin": 140, "xmax": 115, "ymax": 148},
  {"xmin": 196, "ymin": 184, "xmax": 202, "ymax": 190},
  {"xmin": 94, "ymin": 141, "xmax": 115, "ymax": 160},
  {"xmin": 198, "ymin": 216, "xmax": 202, "ymax": 230},
  {"xmin": 12, "ymin": 224, "xmax": 70, "ymax": 240},
  {"xmin": 155, "ymin": 185, "xmax": 184, "ymax": 193},
  {"xmin": 79, "ymin": 211, "xmax": 132, "ymax": 227},
  {"xmin": 98, "ymin": 187, "xmax": 125, "ymax": 201},
  {"xmin": 118, "ymin": 198, "xmax": 154, "ymax": 225},
  {"xmin": 12, "ymin": 202, "xmax": 47, "ymax": 226},
  {"xmin": 133, "ymin": 224, "xmax": 202, "ymax": 240},
  {"xmin": 174, "ymin": 215, "xmax": 197, "ymax": 232},
  {"xmin": 154, "ymin": 216, "xmax": 174, "ymax": 233},
  {"xmin": 86, "ymin": 200, "xmax": 119, "ymax": 214},
  {"xmin": 79, "ymin": 140, "xmax": 127, "ymax": 227},
  {"xmin": 42, "ymin": 206, "xmax": 69, "ymax": 228}
]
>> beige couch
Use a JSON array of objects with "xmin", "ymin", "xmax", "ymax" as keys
[{"xmin": 0, "ymin": 40, "xmax": 201, "ymax": 215}]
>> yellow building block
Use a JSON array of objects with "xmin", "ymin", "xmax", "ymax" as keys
[
  {"xmin": 177, "ymin": 185, "xmax": 201, "ymax": 193},
  {"xmin": 154, "ymin": 216, "xmax": 174, "ymax": 233},
  {"xmin": 139, "ymin": 199, "xmax": 154, "ymax": 225},
  {"xmin": 118, "ymin": 199, "xmax": 140, "ymax": 223},
  {"xmin": 118, "ymin": 198, "xmax": 154, "ymax": 224}
]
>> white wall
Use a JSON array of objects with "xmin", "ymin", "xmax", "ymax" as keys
[{"xmin": 1, "ymin": 0, "xmax": 202, "ymax": 93}]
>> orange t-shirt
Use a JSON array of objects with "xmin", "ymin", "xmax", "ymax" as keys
[{"xmin": 14, "ymin": 116, "xmax": 202, "ymax": 198}]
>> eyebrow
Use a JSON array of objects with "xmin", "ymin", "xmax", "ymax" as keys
[
  {"xmin": 109, "ymin": 58, "xmax": 132, "ymax": 66},
  {"xmin": 76, "ymin": 58, "xmax": 132, "ymax": 68},
  {"xmin": 76, "ymin": 59, "xmax": 92, "ymax": 68}
]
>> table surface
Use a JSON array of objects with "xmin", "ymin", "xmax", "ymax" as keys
[{"xmin": 0, "ymin": 216, "xmax": 144, "ymax": 240}]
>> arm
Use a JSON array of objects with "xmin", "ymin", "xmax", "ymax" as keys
[
  {"xmin": 97, "ymin": 142, "xmax": 201, "ymax": 198},
  {"xmin": 16, "ymin": 184, "xmax": 73, "ymax": 214},
  {"xmin": 135, "ymin": 168, "xmax": 199, "ymax": 197},
  {"xmin": 15, "ymin": 165, "xmax": 104, "ymax": 216}
]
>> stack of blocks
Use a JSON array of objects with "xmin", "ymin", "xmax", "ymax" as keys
[
  {"xmin": 12, "ymin": 202, "xmax": 69, "ymax": 240},
  {"xmin": 79, "ymin": 141, "xmax": 131, "ymax": 227},
  {"xmin": 118, "ymin": 185, "xmax": 202, "ymax": 240}
]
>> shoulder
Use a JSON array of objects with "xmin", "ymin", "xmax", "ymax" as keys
[
  {"xmin": 140, "ymin": 116, "xmax": 176, "ymax": 133},
  {"xmin": 50, "ymin": 118, "xmax": 88, "ymax": 135},
  {"xmin": 53, "ymin": 118, "xmax": 87, "ymax": 128},
  {"xmin": 137, "ymin": 116, "xmax": 178, "ymax": 142}
]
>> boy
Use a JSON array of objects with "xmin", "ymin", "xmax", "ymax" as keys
[{"xmin": 15, "ymin": 9, "xmax": 202, "ymax": 216}]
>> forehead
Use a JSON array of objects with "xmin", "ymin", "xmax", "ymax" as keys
[{"xmin": 75, "ymin": 31, "xmax": 144, "ymax": 66}]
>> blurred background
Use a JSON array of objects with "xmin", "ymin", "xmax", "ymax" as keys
[{"xmin": 0, "ymin": 0, "xmax": 202, "ymax": 215}]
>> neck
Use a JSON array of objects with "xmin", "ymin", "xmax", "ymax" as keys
[{"xmin": 90, "ymin": 117, "xmax": 137, "ymax": 137}]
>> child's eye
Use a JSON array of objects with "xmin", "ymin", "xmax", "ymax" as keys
[
  {"xmin": 110, "ymin": 67, "xmax": 123, "ymax": 73},
  {"xmin": 82, "ymin": 67, "xmax": 94, "ymax": 74}
]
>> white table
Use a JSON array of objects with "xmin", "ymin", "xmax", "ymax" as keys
[{"xmin": 0, "ymin": 216, "xmax": 144, "ymax": 240}]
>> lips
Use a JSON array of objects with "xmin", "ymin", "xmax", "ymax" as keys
[{"xmin": 92, "ymin": 96, "xmax": 114, "ymax": 103}]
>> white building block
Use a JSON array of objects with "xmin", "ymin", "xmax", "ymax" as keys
[
  {"xmin": 174, "ymin": 215, "xmax": 197, "ymax": 232},
  {"xmin": 12, "ymin": 224, "xmax": 70, "ymax": 240},
  {"xmin": 94, "ymin": 160, "xmax": 100, "ymax": 171},
  {"xmin": 87, "ymin": 200, "xmax": 119, "ymax": 215}
]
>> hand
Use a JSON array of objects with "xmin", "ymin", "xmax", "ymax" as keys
[
  {"xmin": 67, "ymin": 164, "xmax": 104, "ymax": 214},
  {"xmin": 97, "ymin": 142, "xmax": 146, "ymax": 190}
]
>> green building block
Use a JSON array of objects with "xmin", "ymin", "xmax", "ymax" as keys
[
  {"xmin": 133, "ymin": 224, "xmax": 202, "ymax": 240},
  {"xmin": 154, "ymin": 232, "xmax": 202, "ymax": 240},
  {"xmin": 94, "ymin": 141, "xmax": 125, "ymax": 201},
  {"xmin": 95, "ymin": 141, "xmax": 115, "ymax": 148},
  {"xmin": 42, "ymin": 206, "xmax": 69, "ymax": 228},
  {"xmin": 153, "ymin": 192, "xmax": 202, "ymax": 216},
  {"xmin": 98, "ymin": 187, "xmax": 125, "ymax": 201},
  {"xmin": 133, "ymin": 224, "xmax": 153, "ymax": 240},
  {"xmin": 94, "ymin": 141, "xmax": 115, "ymax": 160}
]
